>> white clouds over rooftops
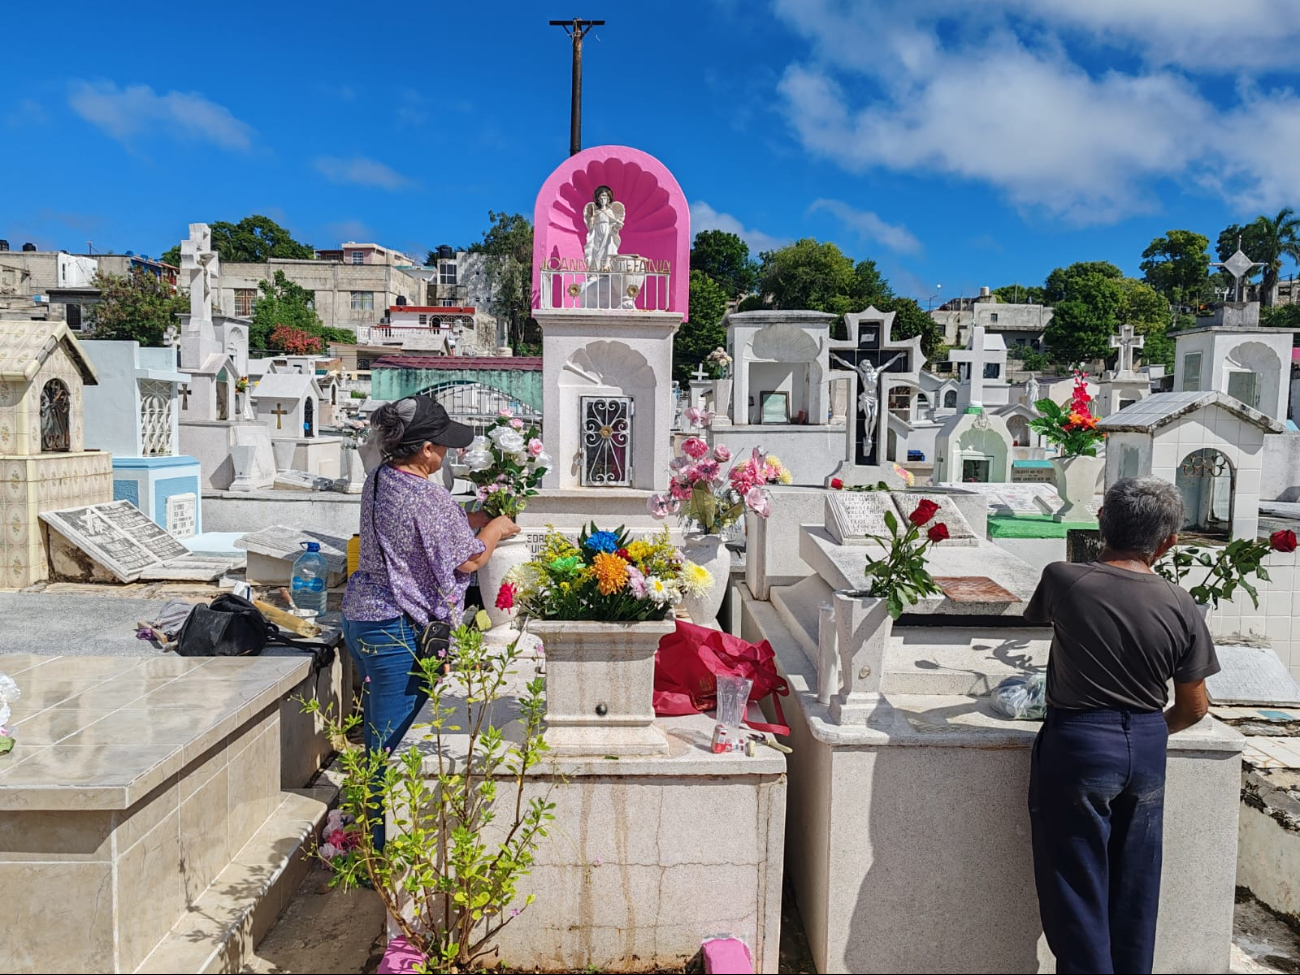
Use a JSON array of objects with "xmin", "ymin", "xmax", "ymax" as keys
[
  {"xmin": 770, "ymin": 0, "xmax": 1300, "ymax": 223},
  {"xmin": 809, "ymin": 199, "xmax": 921, "ymax": 254},
  {"xmin": 69, "ymin": 81, "xmax": 254, "ymax": 152}
]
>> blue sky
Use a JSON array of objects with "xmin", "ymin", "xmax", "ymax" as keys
[{"xmin": 4, "ymin": 0, "xmax": 1300, "ymax": 302}]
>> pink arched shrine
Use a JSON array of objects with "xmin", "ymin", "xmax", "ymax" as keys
[{"xmin": 531, "ymin": 145, "xmax": 691, "ymax": 319}]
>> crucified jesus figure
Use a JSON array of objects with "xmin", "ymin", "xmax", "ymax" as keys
[{"xmin": 831, "ymin": 352, "xmax": 903, "ymax": 457}]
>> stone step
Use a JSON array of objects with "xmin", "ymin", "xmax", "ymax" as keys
[{"xmin": 136, "ymin": 785, "xmax": 335, "ymax": 975}]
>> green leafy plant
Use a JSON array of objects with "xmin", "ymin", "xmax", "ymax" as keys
[
  {"xmin": 302, "ymin": 620, "xmax": 554, "ymax": 973},
  {"xmin": 862, "ymin": 499, "xmax": 948, "ymax": 619},
  {"xmin": 1154, "ymin": 533, "xmax": 1293, "ymax": 609}
]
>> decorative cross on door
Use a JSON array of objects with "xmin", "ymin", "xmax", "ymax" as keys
[
  {"xmin": 1109, "ymin": 324, "xmax": 1145, "ymax": 375},
  {"xmin": 271, "ymin": 402, "xmax": 288, "ymax": 430}
]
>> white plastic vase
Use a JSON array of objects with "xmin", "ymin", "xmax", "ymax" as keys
[
  {"xmin": 680, "ymin": 532, "xmax": 730, "ymax": 626},
  {"xmin": 477, "ymin": 534, "xmax": 532, "ymax": 630}
]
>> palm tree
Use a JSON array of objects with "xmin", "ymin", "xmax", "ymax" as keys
[{"xmin": 1252, "ymin": 207, "xmax": 1300, "ymax": 306}]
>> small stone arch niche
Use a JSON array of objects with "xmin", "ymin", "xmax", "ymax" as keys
[
  {"xmin": 40, "ymin": 378, "xmax": 71, "ymax": 452},
  {"xmin": 1174, "ymin": 447, "xmax": 1234, "ymax": 541}
]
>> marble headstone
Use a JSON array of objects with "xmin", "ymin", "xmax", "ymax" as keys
[
  {"xmin": 889, "ymin": 492, "xmax": 978, "ymax": 544},
  {"xmin": 826, "ymin": 492, "xmax": 898, "ymax": 545},
  {"xmin": 1206, "ymin": 645, "xmax": 1300, "ymax": 706}
]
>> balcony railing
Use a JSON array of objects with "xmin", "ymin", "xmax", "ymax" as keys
[{"xmin": 540, "ymin": 258, "xmax": 671, "ymax": 312}]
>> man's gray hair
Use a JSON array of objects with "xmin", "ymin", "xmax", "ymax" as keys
[{"xmin": 1098, "ymin": 477, "xmax": 1185, "ymax": 557}]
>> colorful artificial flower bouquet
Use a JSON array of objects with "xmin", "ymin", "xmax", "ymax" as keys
[
  {"xmin": 647, "ymin": 443, "xmax": 791, "ymax": 533},
  {"xmin": 1030, "ymin": 369, "xmax": 1104, "ymax": 458},
  {"xmin": 862, "ymin": 499, "xmax": 950, "ymax": 619},
  {"xmin": 317, "ymin": 808, "xmax": 362, "ymax": 865},
  {"xmin": 461, "ymin": 410, "xmax": 551, "ymax": 519},
  {"xmin": 498, "ymin": 524, "xmax": 710, "ymax": 622},
  {"xmin": 706, "ymin": 347, "xmax": 733, "ymax": 379}
]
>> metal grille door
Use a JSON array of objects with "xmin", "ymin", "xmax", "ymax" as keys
[{"xmin": 580, "ymin": 395, "xmax": 632, "ymax": 486}]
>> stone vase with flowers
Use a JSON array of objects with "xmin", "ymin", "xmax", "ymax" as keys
[
  {"xmin": 647, "ymin": 409, "xmax": 792, "ymax": 623},
  {"xmin": 1030, "ymin": 370, "xmax": 1105, "ymax": 521}
]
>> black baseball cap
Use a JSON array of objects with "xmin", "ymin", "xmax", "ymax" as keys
[{"xmin": 396, "ymin": 395, "xmax": 475, "ymax": 451}]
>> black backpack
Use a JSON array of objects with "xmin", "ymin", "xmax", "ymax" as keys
[{"xmin": 175, "ymin": 593, "xmax": 333, "ymax": 670}]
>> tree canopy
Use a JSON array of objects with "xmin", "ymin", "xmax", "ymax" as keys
[
  {"xmin": 674, "ymin": 270, "xmax": 730, "ymax": 384},
  {"xmin": 161, "ymin": 214, "xmax": 314, "ymax": 266},
  {"xmin": 690, "ymin": 230, "xmax": 757, "ymax": 298},
  {"xmin": 88, "ymin": 270, "xmax": 187, "ymax": 347},
  {"xmin": 1218, "ymin": 209, "xmax": 1300, "ymax": 306},
  {"xmin": 469, "ymin": 211, "xmax": 534, "ymax": 353},
  {"xmin": 249, "ymin": 271, "xmax": 350, "ymax": 352},
  {"xmin": 1042, "ymin": 261, "xmax": 1171, "ymax": 366},
  {"xmin": 1140, "ymin": 229, "xmax": 1210, "ymax": 308},
  {"xmin": 992, "ymin": 284, "xmax": 1047, "ymax": 305}
]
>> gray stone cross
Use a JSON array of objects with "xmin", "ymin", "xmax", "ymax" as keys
[{"xmin": 1109, "ymin": 324, "xmax": 1145, "ymax": 376}]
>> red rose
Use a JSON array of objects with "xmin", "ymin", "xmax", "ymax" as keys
[
  {"xmin": 927, "ymin": 523, "xmax": 950, "ymax": 543},
  {"xmin": 1271, "ymin": 529, "xmax": 1298, "ymax": 553},
  {"xmin": 830, "ymin": 478, "xmax": 844, "ymax": 490},
  {"xmin": 495, "ymin": 583, "xmax": 516, "ymax": 611},
  {"xmin": 908, "ymin": 499, "xmax": 941, "ymax": 526}
]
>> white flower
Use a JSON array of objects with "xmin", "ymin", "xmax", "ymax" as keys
[
  {"xmin": 495, "ymin": 430, "xmax": 526, "ymax": 453},
  {"xmin": 646, "ymin": 576, "xmax": 676, "ymax": 604},
  {"xmin": 468, "ymin": 435, "xmax": 490, "ymax": 453},
  {"xmin": 487, "ymin": 425, "xmax": 513, "ymax": 444},
  {"xmin": 532, "ymin": 451, "xmax": 552, "ymax": 469},
  {"xmin": 512, "ymin": 450, "xmax": 531, "ymax": 466},
  {"xmin": 463, "ymin": 449, "xmax": 493, "ymax": 472}
]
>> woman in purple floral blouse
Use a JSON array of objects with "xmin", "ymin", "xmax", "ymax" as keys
[{"xmin": 342, "ymin": 396, "xmax": 518, "ymax": 842}]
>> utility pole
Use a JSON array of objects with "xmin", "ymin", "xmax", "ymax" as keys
[{"xmin": 550, "ymin": 18, "xmax": 605, "ymax": 156}]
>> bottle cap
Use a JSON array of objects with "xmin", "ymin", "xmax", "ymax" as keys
[{"xmin": 303, "ymin": 541, "xmax": 321, "ymax": 552}]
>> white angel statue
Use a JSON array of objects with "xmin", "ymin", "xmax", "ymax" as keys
[{"xmin": 583, "ymin": 185, "xmax": 625, "ymax": 272}]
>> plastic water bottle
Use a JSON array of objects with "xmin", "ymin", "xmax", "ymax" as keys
[{"xmin": 291, "ymin": 542, "xmax": 329, "ymax": 617}]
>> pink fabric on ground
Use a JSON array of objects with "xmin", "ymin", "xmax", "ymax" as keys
[
  {"xmin": 703, "ymin": 936, "xmax": 754, "ymax": 974},
  {"xmin": 377, "ymin": 936, "xmax": 424, "ymax": 974}
]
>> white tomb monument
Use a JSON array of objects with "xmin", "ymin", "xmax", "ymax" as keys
[
  {"xmin": 175, "ymin": 224, "xmax": 276, "ymax": 492},
  {"xmin": 710, "ymin": 310, "xmax": 849, "ymax": 485},
  {"xmin": 933, "ymin": 326, "xmax": 1016, "ymax": 484},
  {"xmin": 825, "ymin": 307, "xmax": 924, "ymax": 487},
  {"xmin": 80, "ymin": 340, "xmax": 204, "ymax": 537},
  {"xmin": 1097, "ymin": 323, "xmax": 1152, "ymax": 418}
]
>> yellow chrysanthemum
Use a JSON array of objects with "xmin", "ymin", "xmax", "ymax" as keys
[
  {"xmin": 592, "ymin": 552, "xmax": 630, "ymax": 595},
  {"xmin": 625, "ymin": 539, "xmax": 654, "ymax": 563},
  {"xmin": 765, "ymin": 454, "xmax": 783, "ymax": 468},
  {"xmin": 779, "ymin": 468, "xmax": 793, "ymax": 484},
  {"xmin": 682, "ymin": 561, "xmax": 713, "ymax": 597}
]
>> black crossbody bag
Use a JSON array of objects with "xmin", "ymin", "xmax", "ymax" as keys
[{"xmin": 370, "ymin": 467, "xmax": 453, "ymax": 662}]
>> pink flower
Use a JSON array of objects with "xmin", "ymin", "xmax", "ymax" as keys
[
  {"xmin": 712, "ymin": 444, "xmax": 732, "ymax": 463},
  {"xmin": 683, "ymin": 406, "xmax": 713, "ymax": 428},
  {"xmin": 647, "ymin": 494, "xmax": 680, "ymax": 519},
  {"xmin": 364, "ymin": 676, "xmax": 371, "ymax": 683},
  {"xmin": 682, "ymin": 437, "xmax": 709, "ymax": 459},
  {"xmin": 691, "ymin": 460, "xmax": 720, "ymax": 482},
  {"xmin": 626, "ymin": 565, "xmax": 647, "ymax": 597},
  {"xmin": 527, "ymin": 438, "xmax": 544, "ymax": 456},
  {"xmin": 744, "ymin": 486, "xmax": 771, "ymax": 518},
  {"xmin": 327, "ymin": 829, "xmax": 347, "ymax": 847},
  {"xmin": 669, "ymin": 477, "xmax": 693, "ymax": 501},
  {"xmin": 496, "ymin": 583, "xmax": 516, "ymax": 611},
  {"xmin": 670, "ymin": 455, "xmax": 692, "ymax": 472},
  {"xmin": 593, "ymin": 857, "xmax": 603, "ymax": 867},
  {"xmin": 510, "ymin": 418, "xmax": 524, "ymax": 430},
  {"xmin": 498, "ymin": 408, "xmax": 513, "ymax": 418},
  {"xmin": 319, "ymin": 842, "xmax": 340, "ymax": 860}
]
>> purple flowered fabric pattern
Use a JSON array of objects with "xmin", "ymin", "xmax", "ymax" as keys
[{"xmin": 343, "ymin": 465, "xmax": 485, "ymax": 627}]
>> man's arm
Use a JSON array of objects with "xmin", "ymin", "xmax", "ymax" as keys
[{"xmin": 1165, "ymin": 680, "xmax": 1209, "ymax": 734}]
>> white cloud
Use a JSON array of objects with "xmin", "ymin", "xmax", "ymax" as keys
[
  {"xmin": 690, "ymin": 201, "xmax": 784, "ymax": 254},
  {"xmin": 768, "ymin": 1, "xmax": 1300, "ymax": 222},
  {"xmin": 69, "ymin": 81, "xmax": 253, "ymax": 151},
  {"xmin": 313, "ymin": 157, "xmax": 415, "ymax": 191},
  {"xmin": 326, "ymin": 219, "xmax": 376, "ymax": 243},
  {"xmin": 809, "ymin": 198, "xmax": 920, "ymax": 254}
]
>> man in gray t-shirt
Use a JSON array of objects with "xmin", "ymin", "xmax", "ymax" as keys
[{"xmin": 1024, "ymin": 477, "xmax": 1219, "ymax": 975}]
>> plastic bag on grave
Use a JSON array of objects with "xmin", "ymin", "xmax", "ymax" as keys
[
  {"xmin": 653, "ymin": 620, "xmax": 790, "ymax": 735},
  {"xmin": 990, "ymin": 673, "xmax": 1047, "ymax": 721}
]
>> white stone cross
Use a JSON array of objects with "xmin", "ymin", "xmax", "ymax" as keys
[
  {"xmin": 1109, "ymin": 324, "xmax": 1145, "ymax": 376},
  {"xmin": 947, "ymin": 325, "xmax": 991, "ymax": 408},
  {"xmin": 180, "ymin": 223, "xmax": 220, "ymax": 331},
  {"xmin": 692, "ymin": 363, "xmax": 709, "ymax": 382}
]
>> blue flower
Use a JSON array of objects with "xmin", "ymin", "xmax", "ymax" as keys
[{"xmin": 584, "ymin": 530, "xmax": 619, "ymax": 554}]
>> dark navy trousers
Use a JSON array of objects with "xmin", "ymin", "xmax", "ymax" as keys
[{"xmin": 1029, "ymin": 707, "xmax": 1169, "ymax": 974}]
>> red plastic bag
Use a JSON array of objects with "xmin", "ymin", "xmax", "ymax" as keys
[{"xmin": 653, "ymin": 620, "xmax": 790, "ymax": 736}]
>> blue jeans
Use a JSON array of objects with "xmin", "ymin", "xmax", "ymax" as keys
[
  {"xmin": 1029, "ymin": 707, "xmax": 1169, "ymax": 974},
  {"xmin": 341, "ymin": 616, "xmax": 431, "ymax": 848}
]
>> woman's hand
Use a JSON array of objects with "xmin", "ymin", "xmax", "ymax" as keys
[
  {"xmin": 486, "ymin": 516, "xmax": 521, "ymax": 541},
  {"xmin": 467, "ymin": 509, "xmax": 490, "ymax": 532}
]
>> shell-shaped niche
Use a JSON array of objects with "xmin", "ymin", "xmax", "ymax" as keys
[
  {"xmin": 561, "ymin": 341, "xmax": 656, "ymax": 389},
  {"xmin": 547, "ymin": 157, "xmax": 678, "ymax": 261},
  {"xmin": 750, "ymin": 323, "xmax": 821, "ymax": 362}
]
